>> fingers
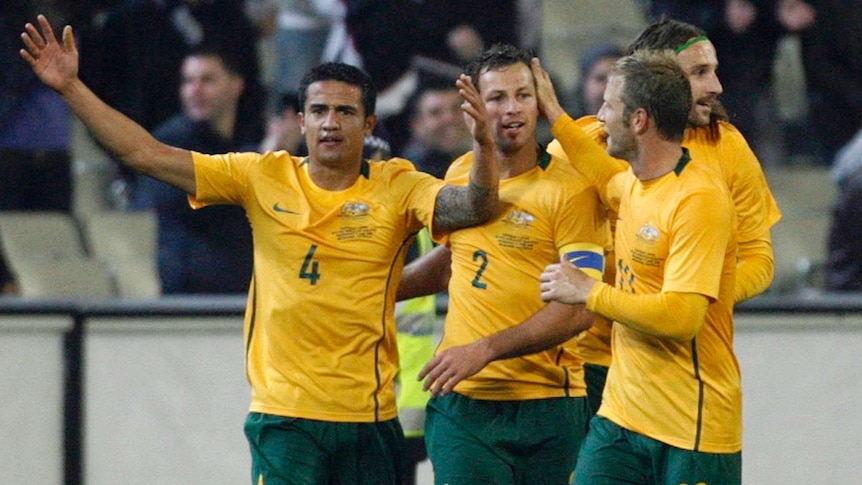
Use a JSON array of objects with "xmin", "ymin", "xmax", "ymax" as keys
[
  {"xmin": 418, "ymin": 353, "xmax": 463, "ymax": 398},
  {"xmin": 21, "ymin": 25, "xmax": 41, "ymax": 53},
  {"xmin": 24, "ymin": 22, "xmax": 45, "ymax": 49},
  {"xmin": 37, "ymin": 14, "xmax": 55, "ymax": 44},
  {"xmin": 540, "ymin": 263, "xmax": 561, "ymax": 282},
  {"xmin": 456, "ymin": 74, "xmax": 482, "ymax": 118},
  {"xmin": 62, "ymin": 25, "xmax": 77, "ymax": 54}
]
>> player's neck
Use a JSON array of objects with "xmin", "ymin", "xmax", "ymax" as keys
[
  {"xmin": 497, "ymin": 142, "xmax": 538, "ymax": 179},
  {"xmin": 632, "ymin": 137, "xmax": 684, "ymax": 182},
  {"xmin": 307, "ymin": 158, "xmax": 363, "ymax": 191}
]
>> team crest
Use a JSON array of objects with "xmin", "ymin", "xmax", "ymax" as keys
[
  {"xmin": 635, "ymin": 223, "xmax": 659, "ymax": 243},
  {"xmin": 503, "ymin": 210, "xmax": 535, "ymax": 228},
  {"xmin": 340, "ymin": 200, "xmax": 370, "ymax": 217}
]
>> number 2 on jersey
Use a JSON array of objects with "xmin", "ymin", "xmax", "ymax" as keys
[
  {"xmin": 472, "ymin": 250, "xmax": 488, "ymax": 289},
  {"xmin": 300, "ymin": 244, "xmax": 321, "ymax": 285}
]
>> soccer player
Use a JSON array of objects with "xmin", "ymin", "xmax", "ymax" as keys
[
  {"xmin": 20, "ymin": 15, "xmax": 500, "ymax": 485},
  {"xmin": 398, "ymin": 44, "xmax": 607, "ymax": 484},
  {"xmin": 546, "ymin": 17, "xmax": 782, "ymax": 415},
  {"xmin": 538, "ymin": 50, "xmax": 741, "ymax": 485}
]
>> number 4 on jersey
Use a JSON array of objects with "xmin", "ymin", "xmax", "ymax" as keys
[{"xmin": 300, "ymin": 244, "xmax": 321, "ymax": 285}]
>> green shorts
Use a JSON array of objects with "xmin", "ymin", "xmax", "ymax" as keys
[
  {"xmin": 425, "ymin": 392, "xmax": 590, "ymax": 485},
  {"xmin": 244, "ymin": 412, "xmax": 408, "ymax": 485},
  {"xmin": 573, "ymin": 416, "xmax": 741, "ymax": 485},
  {"xmin": 583, "ymin": 363, "xmax": 608, "ymax": 417}
]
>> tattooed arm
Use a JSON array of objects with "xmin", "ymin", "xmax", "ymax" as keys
[{"xmin": 432, "ymin": 74, "xmax": 498, "ymax": 231}]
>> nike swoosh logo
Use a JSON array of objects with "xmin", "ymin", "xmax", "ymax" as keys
[
  {"xmin": 273, "ymin": 203, "xmax": 301, "ymax": 214},
  {"xmin": 568, "ymin": 255, "xmax": 590, "ymax": 265}
]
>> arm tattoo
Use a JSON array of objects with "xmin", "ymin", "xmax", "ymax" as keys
[{"xmin": 433, "ymin": 181, "xmax": 498, "ymax": 230}]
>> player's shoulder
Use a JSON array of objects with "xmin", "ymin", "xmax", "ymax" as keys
[
  {"xmin": 684, "ymin": 120, "xmax": 749, "ymax": 147},
  {"xmin": 677, "ymin": 149, "xmax": 730, "ymax": 195}
]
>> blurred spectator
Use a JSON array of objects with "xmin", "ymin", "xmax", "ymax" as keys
[
  {"xmin": 644, "ymin": 0, "xmax": 814, "ymax": 165},
  {"xmin": 244, "ymin": 0, "xmax": 341, "ymax": 98},
  {"xmin": 411, "ymin": 0, "xmax": 522, "ymax": 65},
  {"xmin": 259, "ymin": 91, "xmax": 304, "ymax": 153},
  {"xmin": 798, "ymin": 0, "xmax": 862, "ymax": 163},
  {"xmin": 131, "ymin": 47, "xmax": 257, "ymax": 294},
  {"xmin": 825, "ymin": 128, "xmax": 862, "ymax": 291},
  {"xmin": 332, "ymin": 0, "xmax": 526, "ymax": 156},
  {"xmin": 86, "ymin": 0, "xmax": 265, "ymax": 205},
  {"xmin": 0, "ymin": 2, "xmax": 72, "ymax": 212},
  {"xmin": 401, "ymin": 80, "xmax": 472, "ymax": 179},
  {"xmin": 564, "ymin": 42, "xmax": 624, "ymax": 118}
]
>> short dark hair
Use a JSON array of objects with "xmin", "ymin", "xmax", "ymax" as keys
[
  {"xmin": 406, "ymin": 77, "xmax": 459, "ymax": 122},
  {"xmin": 298, "ymin": 62, "xmax": 377, "ymax": 117},
  {"xmin": 613, "ymin": 51, "xmax": 691, "ymax": 142},
  {"xmin": 627, "ymin": 17, "xmax": 706, "ymax": 53},
  {"xmin": 185, "ymin": 44, "xmax": 245, "ymax": 79},
  {"xmin": 464, "ymin": 43, "xmax": 533, "ymax": 91},
  {"xmin": 627, "ymin": 17, "xmax": 728, "ymax": 126}
]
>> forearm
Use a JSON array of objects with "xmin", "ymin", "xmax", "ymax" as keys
[
  {"xmin": 735, "ymin": 232, "xmax": 775, "ymax": 302},
  {"xmin": 551, "ymin": 114, "xmax": 626, "ymax": 201},
  {"xmin": 61, "ymin": 79, "xmax": 196, "ymax": 194},
  {"xmin": 480, "ymin": 302, "xmax": 593, "ymax": 361},
  {"xmin": 587, "ymin": 285, "xmax": 709, "ymax": 341},
  {"xmin": 433, "ymin": 142, "xmax": 498, "ymax": 231},
  {"xmin": 397, "ymin": 245, "xmax": 451, "ymax": 301}
]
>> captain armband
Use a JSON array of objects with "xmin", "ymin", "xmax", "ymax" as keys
[{"xmin": 560, "ymin": 242, "xmax": 605, "ymax": 281}]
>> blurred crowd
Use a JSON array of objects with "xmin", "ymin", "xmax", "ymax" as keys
[{"xmin": 2, "ymin": 0, "xmax": 862, "ymax": 294}]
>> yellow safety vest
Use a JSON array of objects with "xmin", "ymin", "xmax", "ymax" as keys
[{"xmin": 395, "ymin": 228, "xmax": 438, "ymax": 438}]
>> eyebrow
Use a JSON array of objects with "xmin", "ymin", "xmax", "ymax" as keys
[{"xmin": 308, "ymin": 102, "xmax": 358, "ymax": 112}]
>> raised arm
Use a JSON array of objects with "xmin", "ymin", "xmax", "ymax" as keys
[
  {"xmin": 20, "ymin": 15, "xmax": 196, "ymax": 195},
  {"xmin": 432, "ymin": 74, "xmax": 499, "ymax": 231}
]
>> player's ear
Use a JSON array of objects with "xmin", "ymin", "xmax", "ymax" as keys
[{"xmin": 364, "ymin": 114, "xmax": 377, "ymax": 136}]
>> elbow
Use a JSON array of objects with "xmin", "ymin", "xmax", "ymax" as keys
[
  {"xmin": 662, "ymin": 293, "xmax": 708, "ymax": 341},
  {"xmin": 476, "ymin": 193, "xmax": 499, "ymax": 224}
]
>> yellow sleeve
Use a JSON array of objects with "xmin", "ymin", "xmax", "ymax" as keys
[
  {"xmin": 734, "ymin": 228, "xmax": 775, "ymax": 302},
  {"xmin": 586, "ymin": 285, "xmax": 710, "ymax": 341},
  {"xmin": 550, "ymin": 114, "xmax": 628, "ymax": 211}
]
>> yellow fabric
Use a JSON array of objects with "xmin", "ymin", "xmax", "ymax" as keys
[
  {"xmin": 587, "ymin": 289, "xmax": 709, "ymax": 341},
  {"xmin": 548, "ymin": 114, "xmax": 782, "ymax": 366},
  {"xmin": 734, "ymin": 228, "xmax": 775, "ymax": 303},
  {"xmin": 439, "ymin": 150, "xmax": 607, "ymax": 401},
  {"xmin": 190, "ymin": 151, "xmax": 445, "ymax": 422},
  {"xmin": 552, "ymin": 114, "xmax": 742, "ymax": 453}
]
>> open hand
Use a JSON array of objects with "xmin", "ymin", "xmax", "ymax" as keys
[
  {"xmin": 456, "ymin": 74, "xmax": 494, "ymax": 148},
  {"xmin": 19, "ymin": 15, "xmax": 79, "ymax": 93},
  {"xmin": 531, "ymin": 57, "xmax": 565, "ymax": 125}
]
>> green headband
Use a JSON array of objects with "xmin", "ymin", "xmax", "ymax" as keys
[{"xmin": 674, "ymin": 35, "xmax": 709, "ymax": 54}]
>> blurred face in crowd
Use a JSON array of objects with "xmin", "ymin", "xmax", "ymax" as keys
[
  {"xmin": 300, "ymin": 80, "xmax": 374, "ymax": 168},
  {"xmin": 180, "ymin": 54, "xmax": 244, "ymax": 126},
  {"xmin": 583, "ymin": 55, "xmax": 619, "ymax": 116},
  {"xmin": 674, "ymin": 39, "xmax": 723, "ymax": 127},
  {"xmin": 478, "ymin": 62, "xmax": 538, "ymax": 155},
  {"xmin": 411, "ymin": 89, "xmax": 471, "ymax": 156}
]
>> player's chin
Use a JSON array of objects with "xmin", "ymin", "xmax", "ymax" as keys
[{"xmin": 688, "ymin": 105, "xmax": 712, "ymax": 127}]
